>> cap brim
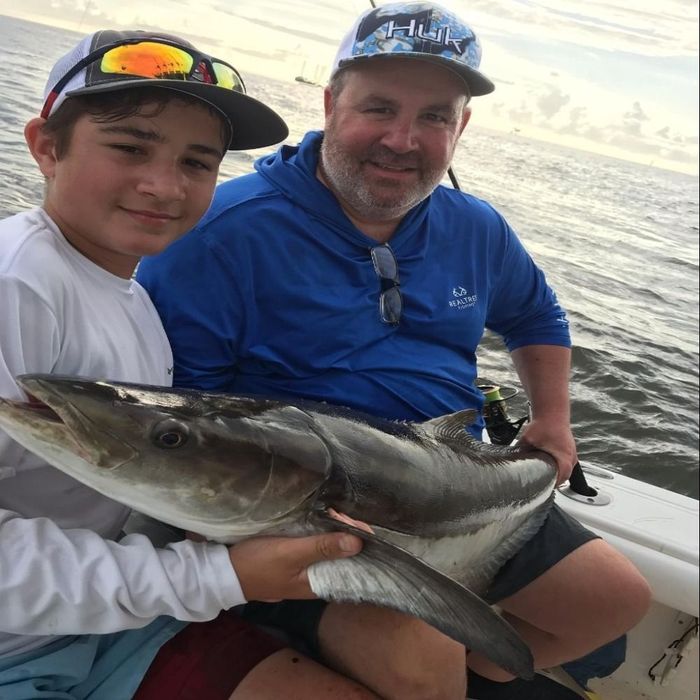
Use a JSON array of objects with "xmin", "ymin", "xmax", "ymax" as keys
[
  {"xmin": 66, "ymin": 79, "xmax": 289, "ymax": 150},
  {"xmin": 337, "ymin": 54, "xmax": 495, "ymax": 97}
]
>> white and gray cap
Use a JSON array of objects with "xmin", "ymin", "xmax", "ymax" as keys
[{"xmin": 41, "ymin": 29, "xmax": 289, "ymax": 150}]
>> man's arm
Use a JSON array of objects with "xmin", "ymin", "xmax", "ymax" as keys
[{"xmin": 510, "ymin": 344, "xmax": 577, "ymax": 484}]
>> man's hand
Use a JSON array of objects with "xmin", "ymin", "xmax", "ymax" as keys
[
  {"xmin": 228, "ymin": 532, "xmax": 362, "ymax": 603},
  {"xmin": 517, "ymin": 417, "xmax": 577, "ymax": 484}
]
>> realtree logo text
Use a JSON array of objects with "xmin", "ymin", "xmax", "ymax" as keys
[
  {"xmin": 384, "ymin": 19, "xmax": 473, "ymax": 55},
  {"xmin": 449, "ymin": 286, "xmax": 477, "ymax": 309}
]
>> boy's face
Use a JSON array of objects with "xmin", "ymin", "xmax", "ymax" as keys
[{"xmin": 38, "ymin": 99, "xmax": 226, "ymax": 278}]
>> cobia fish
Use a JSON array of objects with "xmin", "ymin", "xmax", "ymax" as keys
[{"xmin": 0, "ymin": 374, "xmax": 559, "ymax": 678}]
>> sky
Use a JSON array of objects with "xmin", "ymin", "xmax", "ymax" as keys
[{"xmin": 0, "ymin": 0, "xmax": 697, "ymax": 175}]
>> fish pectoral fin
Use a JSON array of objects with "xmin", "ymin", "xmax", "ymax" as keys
[{"xmin": 307, "ymin": 511, "xmax": 534, "ymax": 680}]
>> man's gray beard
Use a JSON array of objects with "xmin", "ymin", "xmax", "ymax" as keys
[{"xmin": 320, "ymin": 136, "xmax": 444, "ymax": 222}]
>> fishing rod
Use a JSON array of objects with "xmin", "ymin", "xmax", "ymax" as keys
[{"xmin": 364, "ymin": 0, "xmax": 594, "ymax": 497}]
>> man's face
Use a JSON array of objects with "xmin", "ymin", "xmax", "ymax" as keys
[
  {"xmin": 39, "ymin": 99, "xmax": 225, "ymax": 278},
  {"xmin": 320, "ymin": 58, "xmax": 470, "ymax": 226}
]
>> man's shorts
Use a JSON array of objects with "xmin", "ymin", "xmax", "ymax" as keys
[
  {"xmin": 240, "ymin": 503, "xmax": 601, "ymax": 657},
  {"xmin": 0, "ymin": 613, "xmax": 284, "ymax": 700}
]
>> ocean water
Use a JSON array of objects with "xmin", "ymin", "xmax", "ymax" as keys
[{"xmin": 0, "ymin": 15, "xmax": 697, "ymax": 498}]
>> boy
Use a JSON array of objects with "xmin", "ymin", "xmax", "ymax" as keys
[{"xmin": 0, "ymin": 30, "xmax": 370, "ymax": 700}]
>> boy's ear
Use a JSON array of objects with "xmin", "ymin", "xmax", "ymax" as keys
[{"xmin": 24, "ymin": 118, "xmax": 59, "ymax": 178}]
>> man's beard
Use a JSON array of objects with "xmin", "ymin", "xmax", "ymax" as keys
[{"xmin": 319, "ymin": 132, "xmax": 447, "ymax": 222}]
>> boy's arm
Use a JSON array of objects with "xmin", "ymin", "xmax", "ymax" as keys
[
  {"xmin": 0, "ymin": 507, "xmax": 245, "ymax": 634},
  {"xmin": 0, "ymin": 276, "xmax": 242, "ymax": 633},
  {"xmin": 0, "ymin": 278, "xmax": 362, "ymax": 636},
  {"xmin": 0, "ymin": 507, "xmax": 361, "ymax": 636}
]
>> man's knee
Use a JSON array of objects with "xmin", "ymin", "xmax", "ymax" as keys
[
  {"xmin": 377, "ymin": 636, "xmax": 466, "ymax": 700},
  {"xmin": 578, "ymin": 541, "xmax": 652, "ymax": 630},
  {"xmin": 602, "ymin": 553, "xmax": 652, "ymax": 632},
  {"xmin": 318, "ymin": 603, "xmax": 466, "ymax": 700},
  {"xmin": 500, "ymin": 539, "xmax": 652, "ymax": 638}
]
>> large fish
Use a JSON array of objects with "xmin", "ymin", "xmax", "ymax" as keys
[{"xmin": 0, "ymin": 374, "xmax": 558, "ymax": 678}]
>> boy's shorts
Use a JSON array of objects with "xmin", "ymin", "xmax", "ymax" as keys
[
  {"xmin": 240, "ymin": 503, "xmax": 601, "ymax": 657},
  {"xmin": 0, "ymin": 613, "xmax": 284, "ymax": 700}
]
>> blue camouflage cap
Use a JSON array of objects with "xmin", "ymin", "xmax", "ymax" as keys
[{"xmin": 331, "ymin": 1, "xmax": 494, "ymax": 96}]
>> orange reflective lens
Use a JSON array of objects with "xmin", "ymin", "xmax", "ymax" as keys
[
  {"xmin": 98, "ymin": 42, "xmax": 245, "ymax": 91},
  {"xmin": 100, "ymin": 42, "xmax": 194, "ymax": 79}
]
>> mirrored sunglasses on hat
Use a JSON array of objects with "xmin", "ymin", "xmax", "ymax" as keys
[{"xmin": 41, "ymin": 38, "xmax": 246, "ymax": 119}]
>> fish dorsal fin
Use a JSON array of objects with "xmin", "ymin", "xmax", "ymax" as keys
[{"xmin": 423, "ymin": 409, "xmax": 481, "ymax": 446}]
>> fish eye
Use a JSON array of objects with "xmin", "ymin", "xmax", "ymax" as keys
[{"xmin": 151, "ymin": 419, "xmax": 189, "ymax": 449}]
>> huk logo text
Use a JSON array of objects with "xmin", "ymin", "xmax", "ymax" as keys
[{"xmin": 385, "ymin": 19, "xmax": 471, "ymax": 54}]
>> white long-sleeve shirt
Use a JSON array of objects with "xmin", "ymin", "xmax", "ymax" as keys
[{"xmin": 0, "ymin": 209, "xmax": 245, "ymax": 658}]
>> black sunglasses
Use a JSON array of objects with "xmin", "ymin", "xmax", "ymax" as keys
[{"xmin": 370, "ymin": 244, "xmax": 402, "ymax": 325}]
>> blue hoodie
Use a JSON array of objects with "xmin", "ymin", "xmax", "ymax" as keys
[{"xmin": 137, "ymin": 131, "xmax": 570, "ymax": 435}]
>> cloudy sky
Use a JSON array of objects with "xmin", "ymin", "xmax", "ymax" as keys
[{"xmin": 1, "ymin": 0, "xmax": 697, "ymax": 174}]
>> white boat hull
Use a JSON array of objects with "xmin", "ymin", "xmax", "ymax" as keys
[{"xmin": 556, "ymin": 467, "xmax": 698, "ymax": 699}]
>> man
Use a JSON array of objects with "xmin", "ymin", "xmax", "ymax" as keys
[{"xmin": 138, "ymin": 3, "xmax": 651, "ymax": 698}]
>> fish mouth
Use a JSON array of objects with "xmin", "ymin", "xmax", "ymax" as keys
[
  {"xmin": 1, "ymin": 392, "xmax": 64, "ymax": 422},
  {"xmin": 2, "ymin": 375, "xmax": 137, "ymax": 469}
]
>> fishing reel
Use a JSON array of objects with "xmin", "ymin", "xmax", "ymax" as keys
[
  {"xmin": 476, "ymin": 378, "xmax": 602, "ymax": 501},
  {"xmin": 475, "ymin": 379, "xmax": 529, "ymax": 446}
]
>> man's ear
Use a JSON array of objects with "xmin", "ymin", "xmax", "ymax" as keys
[
  {"xmin": 323, "ymin": 86, "xmax": 334, "ymax": 119},
  {"xmin": 459, "ymin": 106, "xmax": 472, "ymax": 136},
  {"xmin": 24, "ymin": 118, "xmax": 59, "ymax": 178}
]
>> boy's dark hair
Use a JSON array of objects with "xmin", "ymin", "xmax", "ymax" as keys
[{"xmin": 42, "ymin": 87, "xmax": 231, "ymax": 158}]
